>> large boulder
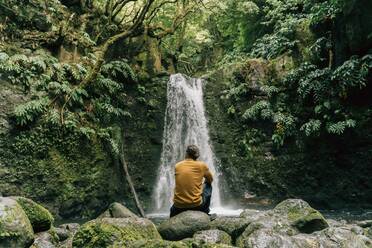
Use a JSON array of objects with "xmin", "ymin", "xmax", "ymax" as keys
[
  {"xmin": 273, "ymin": 199, "xmax": 328, "ymax": 234},
  {"xmin": 158, "ymin": 211, "xmax": 211, "ymax": 241},
  {"xmin": 13, "ymin": 197, "xmax": 54, "ymax": 233},
  {"xmin": 193, "ymin": 229, "xmax": 232, "ymax": 245},
  {"xmin": 237, "ymin": 199, "xmax": 371, "ymax": 248},
  {"xmin": 97, "ymin": 202, "xmax": 137, "ymax": 219},
  {"xmin": 72, "ymin": 217, "xmax": 161, "ymax": 247},
  {"xmin": 0, "ymin": 197, "xmax": 34, "ymax": 247}
]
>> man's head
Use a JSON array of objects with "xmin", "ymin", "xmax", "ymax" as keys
[{"xmin": 185, "ymin": 145, "xmax": 200, "ymax": 160}]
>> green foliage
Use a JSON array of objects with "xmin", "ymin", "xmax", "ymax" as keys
[
  {"xmin": 243, "ymin": 101, "xmax": 272, "ymax": 121},
  {"xmin": 3, "ymin": 53, "xmax": 139, "ymax": 147},
  {"xmin": 0, "ymin": 53, "xmax": 50, "ymax": 91},
  {"xmin": 13, "ymin": 97, "xmax": 49, "ymax": 126}
]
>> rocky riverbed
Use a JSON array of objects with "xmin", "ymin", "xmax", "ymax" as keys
[{"xmin": 1, "ymin": 197, "xmax": 371, "ymax": 247}]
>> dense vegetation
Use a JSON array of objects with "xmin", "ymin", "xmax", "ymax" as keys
[{"xmin": 0, "ymin": 0, "xmax": 371, "ymax": 218}]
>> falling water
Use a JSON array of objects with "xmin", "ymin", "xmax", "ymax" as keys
[{"xmin": 153, "ymin": 73, "xmax": 222, "ymax": 213}]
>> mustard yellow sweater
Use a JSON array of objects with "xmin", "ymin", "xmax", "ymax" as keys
[{"xmin": 173, "ymin": 159, "xmax": 213, "ymax": 208}]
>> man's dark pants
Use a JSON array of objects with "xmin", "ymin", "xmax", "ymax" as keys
[{"xmin": 170, "ymin": 182, "xmax": 212, "ymax": 218}]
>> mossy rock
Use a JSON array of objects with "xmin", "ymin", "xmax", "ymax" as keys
[
  {"xmin": 72, "ymin": 217, "xmax": 161, "ymax": 248},
  {"xmin": 0, "ymin": 197, "xmax": 34, "ymax": 248},
  {"xmin": 97, "ymin": 202, "xmax": 137, "ymax": 219},
  {"xmin": 274, "ymin": 199, "xmax": 328, "ymax": 234},
  {"xmin": 13, "ymin": 197, "xmax": 54, "ymax": 233}
]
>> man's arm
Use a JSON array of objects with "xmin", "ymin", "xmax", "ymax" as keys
[{"xmin": 203, "ymin": 164, "xmax": 213, "ymax": 184}]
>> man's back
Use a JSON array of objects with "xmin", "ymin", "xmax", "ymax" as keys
[{"xmin": 173, "ymin": 159, "xmax": 213, "ymax": 208}]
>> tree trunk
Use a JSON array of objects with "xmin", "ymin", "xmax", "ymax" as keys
[{"xmin": 119, "ymin": 145, "xmax": 146, "ymax": 217}]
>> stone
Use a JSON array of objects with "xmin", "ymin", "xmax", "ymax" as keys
[
  {"xmin": 236, "ymin": 199, "xmax": 331, "ymax": 247},
  {"xmin": 72, "ymin": 217, "xmax": 161, "ymax": 248},
  {"xmin": 209, "ymin": 217, "xmax": 251, "ymax": 239},
  {"xmin": 0, "ymin": 197, "xmax": 34, "ymax": 248},
  {"xmin": 30, "ymin": 231, "xmax": 58, "ymax": 248},
  {"xmin": 237, "ymin": 228, "xmax": 296, "ymax": 248},
  {"xmin": 13, "ymin": 197, "xmax": 54, "ymax": 233},
  {"xmin": 193, "ymin": 229, "xmax": 232, "ymax": 245},
  {"xmin": 157, "ymin": 211, "xmax": 211, "ymax": 241},
  {"xmin": 97, "ymin": 202, "xmax": 137, "ymax": 219},
  {"xmin": 357, "ymin": 220, "xmax": 372, "ymax": 228},
  {"xmin": 274, "ymin": 199, "xmax": 329, "ymax": 234},
  {"xmin": 128, "ymin": 239, "xmax": 190, "ymax": 248},
  {"xmin": 54, "ymin": 227, "xmax": 69, "ymax": 242}
]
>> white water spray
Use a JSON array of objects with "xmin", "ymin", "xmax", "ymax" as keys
[{"xmin": 152, "ymin": 74, "xmax": 222, "ymax": 213}]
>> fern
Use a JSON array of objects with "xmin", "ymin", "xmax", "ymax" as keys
[
  {"xmin": 13, "ymin": 97, "xmax": 49, "ymax": 126},
  {"xmin": 261, "ymin": 85, "xmax": 279, "ymax": 97},
  {"xmin": 243, "ymin": 100, "xmax": 271, "ymax": 120},
  {"xmin": 327, "ymin": 119, "xmax": 356, "ymax": 135},
  {"xmin": 300, "ymin": 119, "xmax": 321, "ymax": 136},
  {"xmin": 101, "ymin": 59, "xmax": 137, "ymax": 82}
]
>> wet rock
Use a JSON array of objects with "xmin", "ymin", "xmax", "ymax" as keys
[
  {"xmin": 0, "ymin": 197, "xmax": 34, "ymax": 247},
  {"xmin": 193, "ymin": 229, "xmax": 232, "ymax": 245},
  {"xmin": 72, "ymin": 217, "xmax": 161, "ymax": 247},
  {"xmin": 157, "ymin": 211, "xmax": 211, "ymax": 240},
  {"xmin": 13, "ymin": 197, "xmax": 54, "ymax": 233},
  {"xmin": 209, "ymin": 217, "xmax": 251, "ymax": 239},
  {"xmin": 97, "ymin": 202, "xmax": 137, "ymax": 219}
]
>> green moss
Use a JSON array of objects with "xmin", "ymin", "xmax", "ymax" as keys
[
  {"xmin": 15, "ymin": 197, "xmax": 54, "ymax": 233},
  {"xmin": 72, "ymin": 218, "xmax": 161, "ymax": 248},
  {"xmin": 0, "ymin": 123, "xmax": 124, "ymax": 218}
]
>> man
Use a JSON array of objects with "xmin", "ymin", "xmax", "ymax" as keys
[{"xmin": 170, "ymin": 145, "xmax": 213, "ymax": 217}]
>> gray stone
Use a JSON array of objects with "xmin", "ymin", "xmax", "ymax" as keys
[
  {"xmin": 0, "ymin": 197, "xmax": 34, "ymax": 248},
  {"xmin": 193, "ymin": 229, "xmax": 232, "ymax": 245},
  {"xmin": 31, "ymin": 231, "xmax": 57, "ymax": 248},
  {"xmin": 54, "ymin": 227, "xmax": 69, "ymax": 241},
  {"xmin": 158, "ymin": 211, "xmax": 211, "ymax": 240},
  {"xmin": 209, "ymin": 217, "xmax": 251, "ymax": 239}
]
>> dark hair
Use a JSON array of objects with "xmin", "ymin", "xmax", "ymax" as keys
[{"xmin": 185, "ymin": 145, "xmax": 200, "ymax": 160}]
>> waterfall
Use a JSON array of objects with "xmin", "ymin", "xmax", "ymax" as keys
[{"xmin": 153, "ymin": 73, "xmax": 222, "ymax": 213}]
